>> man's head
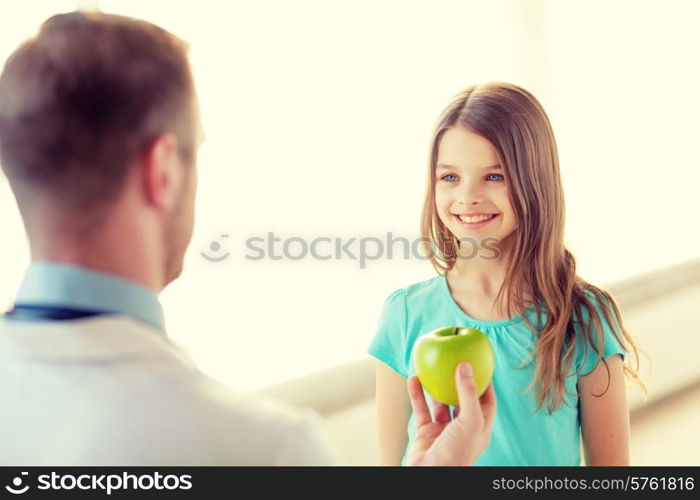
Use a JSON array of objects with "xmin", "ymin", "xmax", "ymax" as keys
[{"xmin": 0, "ymin": 11, "xmax": 202, "ymax": 289}]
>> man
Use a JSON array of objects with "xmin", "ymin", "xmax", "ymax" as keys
[{"xmin": 0, "ymin": 11, "xmax": 495, "ymax": 465}]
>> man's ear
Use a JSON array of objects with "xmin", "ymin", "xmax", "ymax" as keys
[{"xmin": 140, "ymin": 133, "xmax": 182, "ymax": 211}]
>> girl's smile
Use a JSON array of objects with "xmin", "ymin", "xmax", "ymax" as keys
[{"xmin": 452, "ymin": 212, "xmax": 500, "ymax": 229}]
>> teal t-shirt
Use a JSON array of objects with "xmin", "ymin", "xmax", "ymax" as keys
[{"xmin": 368, "ymin": 275, "xmax": 626, "ymax": 466}]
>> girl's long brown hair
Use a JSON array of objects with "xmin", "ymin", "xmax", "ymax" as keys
[{"xmin": 421, "ymin": 82, "xmax": 646, "ymax": 413}]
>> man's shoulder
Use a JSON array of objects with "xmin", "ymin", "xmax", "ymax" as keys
[
  {"xmin": 0, "ymin": 316, "xmax": 336, "ymax": 465},
  {"xmin": 191, "ymin": 371, "xmax": 319, "ymax": 431},
  {"xmin": 134, "ymin": 365, "xmax": 337, "ymax": 465}
]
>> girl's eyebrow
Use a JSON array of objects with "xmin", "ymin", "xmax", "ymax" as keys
[{"xmin": 436, "ymin": 163, "xmax": 502, "ymax": 171}]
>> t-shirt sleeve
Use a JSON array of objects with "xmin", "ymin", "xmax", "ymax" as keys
[
  {"xmin": 574, "ymin": 290, "xmax": 627, "ymax": 377},
  {"xmin": 367, "ymin": 288, "xmax": 409, "ymax": 378}
]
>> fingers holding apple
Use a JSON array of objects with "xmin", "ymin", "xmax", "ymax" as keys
[{"xmin": 405, "ymin": 362, "xmax": 497, "ymax": 466}]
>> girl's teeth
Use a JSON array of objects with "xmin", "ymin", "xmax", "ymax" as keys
[{"xmin": 458, "ymin": 214, "xmax": 495, "ymax": 223}]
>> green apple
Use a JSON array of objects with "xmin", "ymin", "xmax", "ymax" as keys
[{"xmin": 413, "ymin": 326, "xmax": 494, "ymax": 406}]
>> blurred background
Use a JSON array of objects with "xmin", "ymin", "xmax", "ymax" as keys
[{"xmin": 1, "ymin": 0, "xmax": 698, "ymax": 465}]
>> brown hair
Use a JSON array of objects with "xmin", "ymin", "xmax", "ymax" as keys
[
  {"xmin": 0, "ymin": 11, "xmax": 195, "ymax": 214},
  {"xmin": 420, "ymin": 82, "xmax": 646, "ymax": 413}
]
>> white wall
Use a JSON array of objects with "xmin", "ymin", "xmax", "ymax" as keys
[{"xmin": 548, "ymin": 0, "xmax": 700, "ymax": 283}]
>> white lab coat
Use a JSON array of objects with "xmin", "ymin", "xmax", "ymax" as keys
[{"xmin": 0, "ymin": 316, "xmax": 337, "ymax": 465}]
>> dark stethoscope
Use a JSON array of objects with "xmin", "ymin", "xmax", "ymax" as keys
[{"xmin": 4, "ymin": 304, "xmax": 110, "ymax": 322}]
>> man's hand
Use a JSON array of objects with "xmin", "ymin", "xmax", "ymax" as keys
[{"xmin": 404, "ymin": 362, "xmax": 496, "ymax": 466}]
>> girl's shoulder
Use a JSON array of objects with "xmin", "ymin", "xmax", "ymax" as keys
[
  {"xmin": 570, "ymin": 283, "xmax": 617, "ymax": 325},
  {"xmin": 568, "ymin": 282, "xmax": 627, "ymax": 374},
  {"xmin": 384, "ymin": 275, "xmax": 445, "ymax": 305}
]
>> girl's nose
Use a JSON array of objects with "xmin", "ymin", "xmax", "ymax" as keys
[{"xmin": 456, "ymin": 180, "xmax": 485, "ymax": 206}]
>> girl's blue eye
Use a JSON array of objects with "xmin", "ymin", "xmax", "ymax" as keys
[{"xmin": 440, "ymin": 173, "xmax": 504, "ymax": 182}]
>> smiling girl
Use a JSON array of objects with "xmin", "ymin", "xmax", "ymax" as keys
[{"xmin": 369, "ymin": 82, "xmax": 646, "ymax": 466}]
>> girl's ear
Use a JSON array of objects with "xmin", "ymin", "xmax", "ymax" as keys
[{"xmin": 139, "ymin": 133, "xmax": 182, "ymax": 211}]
